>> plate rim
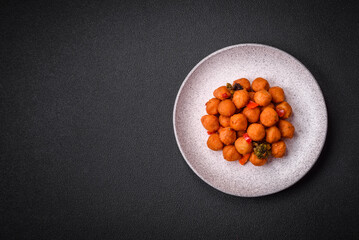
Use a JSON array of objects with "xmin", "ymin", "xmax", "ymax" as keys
[{"xmin": 173, "ymin": 43, "xmax": 328, "ymax": 197}]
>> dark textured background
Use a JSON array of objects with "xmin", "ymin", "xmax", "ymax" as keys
[{"xmin": 1, "ymin": 0, "xmax": 358, "ymax": 239}]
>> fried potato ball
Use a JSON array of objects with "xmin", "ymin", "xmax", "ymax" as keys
[
  {"xmin": 242, "ymin": 106, "xmax": 260, "ymax": 123},
  {"xmin": 218, "ymin": 127, "xmax": 237, "ymax": 145},
  {"xmin": 204, "ymin": 79, "xmax": 295, "ymax": 165},
  {"xmin": 213, "ymin": 86, "xmax": 231, "ymax": 100},
  {"xmin": 229, "ymin": 113, "xmax": 248, "ymax": 131},
  {"xmin": 268, "ymin": 87, "xmax": 285, "ymax": 103},
  {"xmin": 207, "ymin": 133, "xmax": 224, "ymax": 151},
  {"xmin": 235, "ymin": 137, "xmax": 253, "ymax": 155},
  {"xmin": 276, "ymin": 101, "xmax": 292, "ymax": 119},
  {"xmin": 237, "ymin": 130, "xmax": 245, "ymax": 138},
  {"xmin": 219, "ymin": 115, "xmax": 230, "ymax": 127},
  {"xmin": 252, "ymin": 77, "xmax": 269, "ymax": 91},
  {"xmin": 201, "ymin": 115, "xmax": 220, "ymax": 132},
  {"xmin": 205, "ymin": 98, "xmax": 221, "ymax": 115},
  {"xmin": 218, "ymin": 99, "xmax": 236, "ymax": 117},
  {"xmin": 223, "ymin": 145, "xmax": 242, "ymax": 161},
  {"xmin": 247, "ymin": 123, "xmax": 265, "ymax": 141},
  {"xmin": 271, "ymin": 140, "xmax": 286, "ymax": 158},
  {"xmin": 278, "ymin": 120, "xmax": 295, "ymax": 138},
  {"xmin": 260, "ymin": 108, "xmax": 279, "ymax": 127},
  {"xmin": 260, "ymin": 103, "xmax": 274, "ymax": 112},
  {"xmin": 248, "ymin": 92, "xmax": 255, "ymax": 101},
  {"xmin": 249, "ymin": 152, "xmax": 267, "ymax": 166},
  {"xmin": 265, "ymin": 126, "xmax": 281, "ymax": 143},
  {"xmin": 232, "ymin": 89, "xmax": 250, "ymax": 109},
  {"xmin": 254, "ymin": 90, "xmax": 272, "ymax": 106},
  {"xmin": 233, "ymin": 78, "xmax": 250, "ymax": 91}
]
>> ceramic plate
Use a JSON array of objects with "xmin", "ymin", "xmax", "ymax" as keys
[{"xmin": 173, "ymin": 44, "xmax": 327, "ymax": 197}]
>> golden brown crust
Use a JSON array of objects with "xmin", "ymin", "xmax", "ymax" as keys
[
  {"xmin": 232, "ymin": 90, "xmax": 250, "ymax": 109},
  {"xmin": 276, "ymin": 101, "xmax": 292, "ymax": 119},
  {"xmin": 213, "ymin": 86, "xmax": 231, "ymax": 100},
  {"xmin": 223, "ymin": 145, "xmax": 242, "ymax": 161},
  {"xmin": 206, "ymin": 98, "xmax": 221, "ymax": 115},
  {"xmin": 242, "ymin": 107, "xmax": 260, "ymax": 123},
  {"xmin": 233, "ymin": 78, "xmax": 251, "ymax": 91},
  {"xmin": 254, "ymin": 90, "xmax": 272, "ymax": 106},
  {"xmin": 278, "ymin": 120, "xmax": 295, "ymax": 138},
  {"xmin": 260, "ymin": 108, "xmax": 279, "ymax": 127},
  {"xmin": 252, "ymin": 77, "xmax": 269, "ymax": 91},
  {"xmin": 271, "ymin": 141, "xmax": 286, "ymax": 158},
  {"xmin": 207, "ymin": 133, "xmax": 224, "ymax": 151},
  {"xmin": 247, "ymin": 123, "xmax": 265, "ymax": 141},
  {"xmin": 265, "ymin": 126, "xmax": 281, "ymax": 143},
  {"xmin": 268, "ymin": 87, "xmax": 285, "ymax": 103},
  {"xmin": 235, "ymin": 137, "xmax": 253, "ymax": 154},
  {"xmin": 201, "ymin": 115, "xmax": 220, "ymax": 132},
  {"xmin": 260, "ymin": 103, "xmax": 275, "ymax": 112},
  {"xmin": 229, "ymin": 113, "xmax": 248, "ymax": 131},
  {"xmin": 219, "ymin": 115, "xmax": 230, "ymax": 127},
  {"xmin": 218, "ymin": 99, "xmax": 236, "ymax": 117},
  {"xmin": 218, "ymin": 127, "xmax": 237, "ymax": 145},
  {"xmin": 249, "ymin": 153, "xmax": 267, "ymax": 166}
]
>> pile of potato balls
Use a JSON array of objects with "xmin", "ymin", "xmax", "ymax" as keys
[{"xmin": 201, "ymin": 77, "xmax": 295, "ymax": 166}]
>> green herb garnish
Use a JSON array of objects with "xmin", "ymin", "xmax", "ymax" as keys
[{"xmin": 253, "ymin": 142, "xmax": 271, "ymax": 159}]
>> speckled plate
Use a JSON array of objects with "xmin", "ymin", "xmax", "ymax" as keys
[{"xmin": 173, "ymin": 43, "xmax": 327, "ymax": 197}]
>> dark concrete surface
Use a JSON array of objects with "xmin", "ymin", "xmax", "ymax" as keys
[{"xmin": 1, "ymin": 0, "xmax": 358, "ymax": 239}]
